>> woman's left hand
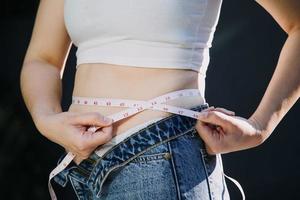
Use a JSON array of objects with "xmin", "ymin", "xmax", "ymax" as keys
[{"xmin": 195, "ymin": 106, "xmax": 265, "ymax": 155}]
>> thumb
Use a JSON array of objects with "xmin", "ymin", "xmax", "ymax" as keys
[
  {"xmin": 70, "ymin": 112, "xmax": 113, "ymax": 127},
  {"xmin": 196, "ymin": 121, "xmax": 215, "ymax": 150},
  {"xmin": 197, "ymin": 111, "xmax": 230, "ymax": 128},
  {"xmin": 85, "ymin": 125, "xmax": 114, "ymax": 148}
]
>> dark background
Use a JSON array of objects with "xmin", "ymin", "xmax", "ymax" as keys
[{"xmin": 1, "ymin": 0, "xmax": 299, "ymax": 199}]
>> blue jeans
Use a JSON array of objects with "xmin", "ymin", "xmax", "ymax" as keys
[{"xmin": 54, "ymin": 104, "xmax": 230, "ymax": 200}]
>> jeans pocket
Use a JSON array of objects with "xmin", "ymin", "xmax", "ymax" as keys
[{"xmin": 100, "ymin": 143, "xmax": 178, "ymax": 200}]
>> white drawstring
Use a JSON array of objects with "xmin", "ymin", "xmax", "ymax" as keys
[{"xmin": 217, "ymin": 154, "xmax": 246, "ymax": 200}]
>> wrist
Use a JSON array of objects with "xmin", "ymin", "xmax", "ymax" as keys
[
  {"xmin": 248, "ymin": 114, "xmax": 270, "ymax": 145},
  {"xmin": 31, "ymin": 107, "xmax": 62, "ymax": 133}
]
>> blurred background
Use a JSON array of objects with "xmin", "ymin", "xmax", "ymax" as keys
[{"xmin": 1, "ymin": 0, "xmax": 299, "ymax": 199}]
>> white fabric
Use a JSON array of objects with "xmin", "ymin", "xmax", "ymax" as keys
[{"xmin": 64, "ymin": 0, "xmax": 223, "ymax": 74}]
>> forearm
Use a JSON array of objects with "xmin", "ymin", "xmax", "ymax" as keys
[
  {"xmin": 20, "ymin": 59, "xmax": 63, "ymax": 127},
  {"xmin": 249, "ymin": 29, "xmax": 300, "ymax": 141}
]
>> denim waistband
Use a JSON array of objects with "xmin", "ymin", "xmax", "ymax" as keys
[{"xmin": 54, "ymin": 103, "xmax": 209, "ymax": 197}]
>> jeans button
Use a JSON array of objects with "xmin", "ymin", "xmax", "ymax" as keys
[{"xmin": 163, "ymin": 152, "xmax": 171, "ymax": 160}]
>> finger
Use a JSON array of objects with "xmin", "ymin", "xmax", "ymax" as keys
[
  {"xmin": 216, "ymin": 126, "xmax": 225, "ymax": 135},
  {"xmin": 102, "ymin": 125, "xmax": 116, "ymax": 137},
  {"xmin": 73, "ymin": 155, "xmax": 86, "ymax": 165},
  {"xmin": 85, "ymin": 126, "xmax": 114, "ymax": 147},
  {"xmin": 202, "ymin": 106, "xmax": 215, "ymax": 112},
  {"xmin": 88, "ymin": 122, "xmax": 115, "ymax": 133},
  {"xmin": 196, "ymin": 121, "xmax": 221, "ymax": 155},
  {"xmin": 205, "ymin": 145, "xmax": 215, "ymax": 155},
  {"xmin": 213, "ymin": 107, "xmax": 235, "ymax": 116},
  {"xmin": 70, "ymin": 112, "xmax": 113, "ymax": 127},
  {"xmin": 197, "ymin": 110, "xmax": 231, "ymax": 128},
  {"xmin": 196, "ymin": 121, "xmax": 215, "ymax": 145}
]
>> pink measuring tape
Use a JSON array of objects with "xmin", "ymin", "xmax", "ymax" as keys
[{"xmin": 48, "ymin": 89, "xmax": 245, "ymax": 200}]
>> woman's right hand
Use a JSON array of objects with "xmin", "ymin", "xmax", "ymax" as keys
[{"xmin": 34, "ymin": 111, "xmax": 114, "ymax": 164}]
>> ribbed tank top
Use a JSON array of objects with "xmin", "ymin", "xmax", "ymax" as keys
[{"xmin": 64, "ymin": 0, "xmax": 223, "ymax": 75}]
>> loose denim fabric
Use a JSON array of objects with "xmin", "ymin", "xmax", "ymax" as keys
[{"xmin": 54, "ymin": 104, "xmax": 230, "ymax": 200}]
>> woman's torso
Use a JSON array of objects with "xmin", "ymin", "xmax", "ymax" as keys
[{"xmin": 65, "ymin": 0, "xmax": 223, "ymax": 136}]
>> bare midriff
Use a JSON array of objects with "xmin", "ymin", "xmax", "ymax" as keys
[{"xmin": 68, "ymin": 63, "xmax": 206, "ymax": 136}]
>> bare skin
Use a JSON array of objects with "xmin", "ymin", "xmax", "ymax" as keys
[
  {"xmin": 69, "ymin": 63, "xmax": 207, "ymax": 136},
  {"xmin": 20, "ymin": 0, "xmax": 218, "ymax": 164},
  {"xmin": 20, "ymin": 0, "xmax": 300, "ymax": 164}
]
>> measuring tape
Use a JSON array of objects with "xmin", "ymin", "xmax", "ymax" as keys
[
  {"xmin": 48, "ymin": 89, "xmax": 245, "ymax": 200},
  {"xmin": 77, "ymin": 89, "xmax": 206, "ymax": 132}
]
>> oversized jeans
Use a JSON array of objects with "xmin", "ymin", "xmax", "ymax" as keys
[{"xmin": 53, "ymin": 104, "xmax": 230, "ymax": 200}]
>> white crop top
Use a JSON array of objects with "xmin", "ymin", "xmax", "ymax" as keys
[{"xmin": 64, "ymin": 0, "xmax": 223, "ymax": 75}]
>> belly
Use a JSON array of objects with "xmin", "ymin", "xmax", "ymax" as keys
[{"xmin": 68, "ymin": 63, "xmax": 206, "ymax": 136}]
